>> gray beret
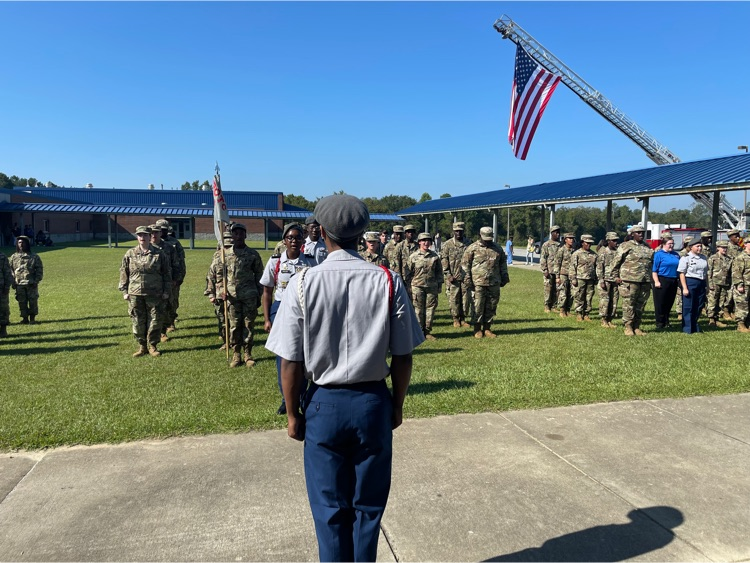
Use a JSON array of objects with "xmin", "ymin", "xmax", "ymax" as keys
[{"xmin": 314, "ymin": 194, "xmax": 370, "ymax": 241}]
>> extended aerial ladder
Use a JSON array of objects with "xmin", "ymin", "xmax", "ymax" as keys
[{"xmin": 494, "ymin": 15, "xmax": 741, "ymax": 228}]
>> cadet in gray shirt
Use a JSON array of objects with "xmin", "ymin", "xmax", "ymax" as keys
[{"xmin": 678, "ymin": 239, "xmax": 708, "ymax": 334}]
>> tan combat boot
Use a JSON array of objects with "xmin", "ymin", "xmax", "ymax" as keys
[
  {"xmin": 474, "ymin": 325, "xmax": 483, "ymax": 339},
  {"xmin": 544, "ymin": 306, "xmax": 551, "ymax": 313},
  {"xmin": 624, "ymin": 323, "xmax": 635, "ymax": 336},
  {"xmin": 583, "ymin": 315, "xmax": 592, "ymax": 321},
  {"xmin": 230, "ymin": 350, "xmax": 242, "ymax": 368},
  {"xmin": 723, "ymin": 311, "xmax": 734, "ymax": 321},
  {"xmin": 737, "ymin": 322, "xmax": 750, "ymax": 333},
  {"xmin": 133, "ymin": 344, "xmax": 148, "ymax": 357},
  {"xmin": 452, "ymin": 320, "xmax": 461, "ymax": 328},
  {"xmin": 166, "ymin": 324, "xmax": 176, "ymax": 333},
  {"xmin": 634, "ymin": 327, "xmax": 647, "ymax": 336},
  {"xmin": 160, "ymin": 333, "xmax": 169, "ymax": 343},
  {"xmin": 245, "ymin": 356, "xmax": 256, "ymax": 367},
  {"xmin": 576, "ymin": 314, "xmax": 584, "ymax": 322},
  {"xmin": 148, "ymin": 345, "xmax": 161, "ymax": 357},
  {"xmin": 425, "ymin": 333, "xmax": 437, "ymax": 341},
  {"xmin": 483, "ymin": 327, "xmax": 496, "ymax": 338},
  {"xmin": 461, "ymin": 320, "xmax": 471, "ymax": 328},
  {"xmin": 712, "ymin": 319, "xmax": 728, "ymax": 328},
  {"xmin": 601, "ymin": 319, "xmax": 608, "ymax": 328}
]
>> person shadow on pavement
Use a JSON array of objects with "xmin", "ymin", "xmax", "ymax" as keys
[{"xmin": 484, "ymin": 506, "xmax": 684, "ymax": 562}]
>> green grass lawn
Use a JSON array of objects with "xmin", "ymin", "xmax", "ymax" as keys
[{"xmin": 1, "ymin": 241, "xmax": 748, "ymax": 451}]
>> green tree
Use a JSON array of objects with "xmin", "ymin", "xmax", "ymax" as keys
[
  {"xmin": 0, "ymin": 173, "xmax": 13, "ymax": 190},
  {"xmin": 283, "ymin": 194, "xmax": 316, "ymax": 210},
  {"xmin": 419, "ymin": 192, "xmax": 432, "ymax": 203},
  {"xmin": 27, "ymin": 177, "xmax": 38, "ymax": 187}
]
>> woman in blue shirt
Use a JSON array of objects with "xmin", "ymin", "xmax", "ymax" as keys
[{"xmin": 651, "ymin": 235, "xmax": 680, "ymax": 329}]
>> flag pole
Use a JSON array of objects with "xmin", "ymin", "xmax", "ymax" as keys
[{"xmin": 213, "ymin": 161, "xmax": 231, "ymax": 361}]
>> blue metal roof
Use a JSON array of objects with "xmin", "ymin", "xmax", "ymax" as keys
[
  {"xmin": 398, "ymin": 153, "xmax": 750, "ymax": 215},
  {"xmin": 0, "ymin": 202, "xmax": 401, "ymax": 222},
  {"xmin": 12, "ymin": 187, "xmax": 283, "ymax": 211}
]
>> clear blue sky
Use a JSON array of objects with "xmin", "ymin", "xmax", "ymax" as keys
[{"xmin": 2, "ymin": 1, "xmax": 749, "ymax": 213}]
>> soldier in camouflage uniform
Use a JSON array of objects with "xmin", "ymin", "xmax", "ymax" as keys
[
  {"xmin": 540, "ymin": 226, "xmax": 561, "ymax": 312},
  {"xmin": 441, "ymin": 221, "xmax": 472, "ymax": 328},
  {"xmin": 359, "ymin": 232, "xmax": 390, "ymax": 267},
  {"xmin": 149, "ymin": 224, "xmax": 177, "ymax": 343},
  {"xmin": 218, "ymin": 223, "xmax": 265, "ymax": 368},
  {"xmin": 553, "ymin": 233, "xmax": 576, "ymax": 317},
  {"xmin": 383, "ymin": 225, "xmax": 405, "ymax": 280},
  {"xmin": 570, "ymin": 234, "xmax": 598, "ymax": 321},
  {"xmin": 0, "ymin": 250, "xmax": 12, "ymax": 337},
  {"xmin": 462, "ymin": 226, "xmax": 509, "ymax": 338},
  {"xmin": 119, "ymin": 226, "xmax": 171, "ymax": 357},
  {"xmin": 399, "ymin": 225, "xmax": 419, "ymax": 297},
  {"xmin": 707, "ymin": 241, "xmax": 732, "ymax": 328},
  {"xmin": 596, "ymin": 232, "xmax": 620, "ymax": 328},
  {"xmin": 205, "ymin": 233, "xmax": 234, "ymax": 350},
  {"xmin": 724, "ymin": 229, "xmax": 742, "ymax": 320},
  {"xmin": 9, "ymin": 236, "xmax": 44, "ymax": 324},
  {"xmin": 407, "ymin": 233, "xmax": 444, "ymax": 340},
  {"xmin": 156, "ymin": 220, "xmax": 186, "ymax": 332},
  {"xmin": 273, "ymin": 239, "xmax": 287, "ymax": 255},
  {"xmin": 607, "ymin": 224, "xmax": 654, "ymax": 336},
  {"xmin": 731, "ymin": 240, "xmax": 750, "ymax": 332}
]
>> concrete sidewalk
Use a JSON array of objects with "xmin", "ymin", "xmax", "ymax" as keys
[{"xmin": 1, "ymin": 394, "xmax": 749, "ymax": 562}]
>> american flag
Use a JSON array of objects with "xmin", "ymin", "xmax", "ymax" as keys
[{"xmin": 508, "ymin": 44, "xmax": 561, "ymax": 160}]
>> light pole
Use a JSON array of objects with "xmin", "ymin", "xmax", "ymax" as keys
[
  {"xmin": 504, "ymin": 184, "xmax": 511, "ymax": 239},
  {"xmin": 740, "ymin": 146, "xmax": 748, "ymax": 225}
]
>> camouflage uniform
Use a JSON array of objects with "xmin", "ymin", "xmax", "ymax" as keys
[
  {"xmin": 596, "ymin": 239, "xmax": 620, "ymax": 326},
  {"xmin": 570, "ymin": 238, "xmax": 597, "ymax": 319},
  {"xmin": 607, "ymin": 232, "xmax": 654, "ymax": 333},
  {"xmin": 273, "ymin": 240, "xmax": 287, "ymax": 256},
  {"xmin": 462, "ymin": 229, "xmax": 509, "ymax": 336},
  {"xmin": 725, "ymin": 232, "xmax": 742, "ymax": 318},
  {"xmin": 9, "ymin": 244, "xmax": 44, "ymax": 323},
  {"xmin": 407, "ymin": 241, "xmax": 444, "ymax": 336},
  {"xmin": 441, "ymin": 233, "xmax": 473, "ymax": 327},
  {"xmin": 164, "ymin": 230, "xmax": 186, "ymax": 329},
  {"xmin": 0, "ymin": 252, "xmax": 12, "ymax": 334},
  {"xmin": 216, "ymin": 243, "xmax": 264, "ymax": 363},
  {"xmin": 119, "ymin": 243, "xmax": 171, "ymax": 350},
  {"xmin": 150, "ymin": 231, "xmax": 177, "ymax": 338},
  {"xmin": 540, "ymin": 235, "xmax": 561, "ymax": 311},
  {"xmin": 205, "ymin": 241, "xmax": 232, "ymax": 345},
  {"xmin": 359, "ymin": 248, "xmax": 389, "ymax": 267},
  {"xmin": 732, "ymin": 248, "xmax": 750, "ymax": 331},
  {"xmin": 706, "ymin": 248, "xmax": 732, "ymax": 322},
  {"xmin": 553, "ymin": 239, "xmax": 575, "ymax": 315},
  {"xmin": 399, "ymin": 238, "xmax": 419, "ymax": 295},
  {"xmin": 384, "ymin": 238, "xmax": 405, "ymax": 279}
]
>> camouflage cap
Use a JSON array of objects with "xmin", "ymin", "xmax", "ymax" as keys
[
  {"xmin": 147, "ymin": 224, "xmax": 161, "ymax": 232},
  {"xmin": 404, "ymin": 224, "xmax": 417, "ymax": 232},
  {"xmin": 480, "ymin": 226, "xmax": 494, "ymax": 240},
  {"xmin": 629, "ymin": 225, "xmax": 646, "ymax": 234},
  {"xmin": 231, "ymin": 222, "xmax": 247, "ymax": 232},
  {"xmin": 418, "ymin": 232, "xmax": 433, "ymax": 242},
  {"xmin": 135, "ymin": 226, "xmax": 151, "ymax": 235},
  {"xmin": 452, "ymin": 222, "xmax": 465, "ymax": 231},
  {"xmin": 701, "ymin": 231, "xmax": 712, "ymax": 238},
  {"xmin": 393, "ymin": 225, "xmax": 405, "ymax": 233},
  {"xmin": 660, "ymin": 231, "xmax": 673, "ymax": 239},
  {"xmin": 717, "ymin": 240, "xmax": 729, "ymax": 248},
  {"xmin": 563, "ymin": 232, "xmax": 576, "ymax": 239},
  {"xmin": 683, "ymin": 235, "xmax": 693, "ymax": 244},
  {"xmin": 728, "ymin": 229, "xmax": 741, "ymax": 237},
  {"xmin": 550, "ymin": 225, "xmax": 561, "ymax": 232},
  {"xmin": 155, "ymin": 219, "xmax": 170, "ymax": 228},
  {"xmin": 581, "ymin": 234, "xmax": 595, "ymax": 244},
  {"xmin": 364, "ymin": 232, "xmax": 379, "ymax": 242},
  {"xmin": 605, "ymin": 232, "xmax": 620, "ymax": 241}
]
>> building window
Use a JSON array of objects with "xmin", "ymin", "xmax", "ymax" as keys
[{"xmin": 43, "ymin": 219, "xmax": 50, "ymax": 232}]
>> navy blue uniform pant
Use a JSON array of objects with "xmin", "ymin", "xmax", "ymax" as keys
[
  {"xmin": 682, "ymin": 277, "xmax": 706, "ymax": 334},
  {"xmin": 303, "ymin": 381, "xmax": 393, "ymax": 562}
]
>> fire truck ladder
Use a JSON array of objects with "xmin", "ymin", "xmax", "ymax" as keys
[{"xmin": 494, "ymin": 15, "xmax": 741, "ymax": 228}]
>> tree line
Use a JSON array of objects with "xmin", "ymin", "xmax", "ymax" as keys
[{"xmin": 0, "ymin": 173, "xmax": 48, "ymax": 190}]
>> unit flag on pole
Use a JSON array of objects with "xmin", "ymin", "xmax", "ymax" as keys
[
  {"xmin": 212, "ymin": 167, "xmax": 230, "ymax": 245},
  {"xmin": 508, "ymin": 44, "xmax": 561, "ymax": 160}
]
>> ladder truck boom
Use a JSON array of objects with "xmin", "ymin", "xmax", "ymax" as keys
[{"xmin": 494, "ymin": 15, "xmax": 741, "ymax": 228}]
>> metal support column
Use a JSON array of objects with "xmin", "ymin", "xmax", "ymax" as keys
[
  {"xmin": 424, "ymin": 217, "xmax": 429, "ymax": 233},
  {"xmin": 115, "ymin": 214, "xmax": 119, "ymax": 248},
  {"xmin": 189, "ymin": 217, "xmax": 195, "ymax": 250},
  {"xmin": 539, "ymin": 206, "xmax": 545, "ymax": 238},
  {"xmin": 606, "ymin": 200, "xmax": 613, "ymax": 232},
  {"xmin": 711, "ymin": 191, "xmax": 720, "ymax": 254},
  {"xmin": 492, "ymin": 211, "xmax": 498, "ymax": 243},
  {"xmin": 107, "ymin": 215, "xmax": 112, "ymax": 248},
  {"xmin": 640, "ymin": 198, "xmax": 649, "ymax": 229},
  {"xmin": 548, "ymin": 204, "xmax": 556, "ymax": 230},
  {"xmin": 264, "ymin": 219, "xmax": 269, "ymax": 250}
]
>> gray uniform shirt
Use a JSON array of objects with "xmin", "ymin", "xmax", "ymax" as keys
[
  {"xmin": 266, "ymin": 249, "xmax": 425, "ymax": 386},
  {"xmin": 260, "ymin": 252, "xmax": 314, "ymax": 301},
  {"xmin": 678, "ymin": 253, "xmax": 708, "ymax": 280},
  {"xmin": 303, "ymin": 237, "xmax": 328, "ymax": 265}
]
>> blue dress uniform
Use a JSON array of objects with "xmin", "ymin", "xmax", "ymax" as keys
[{"xmin": 267, "ymin": 195, "xmax": 424, "ymax": 562}]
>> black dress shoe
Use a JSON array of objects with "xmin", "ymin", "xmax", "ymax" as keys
[{"xmin": 276, "ymin": 403, "xmax": 287, "ymax": 415}]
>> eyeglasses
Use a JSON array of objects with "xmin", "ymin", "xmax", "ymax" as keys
[{"xmin": 285, "ymin": 235, "xmax": 303, "ymax": 241}]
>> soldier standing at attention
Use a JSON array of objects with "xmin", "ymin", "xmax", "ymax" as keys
[
  {"xmin": 0, "ymin": 250, "xmax": 12, "ymax": 337},
  {"xmin": 9, "ymin": 236, "xmax": 44, "ymax": 325},
  {"xmin": 596, "ymin": 232, "xmax": 620, "ymax": 328},
  {"xmin": 724, "ymin": 228, "xmax": 742, "ymax": 320},
  {"xmin": 706, "ymin": 241, "xmax": 732, "ymax": 328},
  {"xmin": 119, "ymin": 226, "xmax": 171, "ymax": 357},
  {"xmin": 399, "ymin": 225, "xmax": 419, "ymax": 297},
  {"xmin": 407, "ymin": 232, "xmax": 444, "ymax": 340},
  {"xmin": 732, "ymin": 239, "xmax": 750, "ymax": 333},
  {"xmin": 303, "ymin": 215, "xmax": 328, "ymax": 265},
  {"xmin": 462, "ymin": 226, "xmax": 510, "ymax": 339},
  {"xmin": 607, "ymin": 224, "xmax": 654, "ymax": 336},
  {"xmin": 540, "ymin": 226, "xmax": 561, "ymax": 313},
  {"xmin": 383, "ymin": 225, "xmax": 405, "ymax": 279},
  {"xmin": 266, "ymin": 194, "xmax": 423, "ymax": 562},
  {"xmin": 553, "ymin": 233, "xmax": 576, "ymax": 318},
  {"xmin": 359, "ymin": 232, "xmax": 390, "ymax": 267},
  {"xmin": 570, "ymin": 234, "xmax": 598, "ymax": 321},
  {"xmin": 156, "ymin": 220, "xmax": 186, "ymax": 332},
  {"xmin": 149, "ymin": 224, "xmax": 176, "ymax": 343},
  {"xmin": 205, "ymin": 232, "xmax": 234, "ymax": 350},
  {"xmin": 441, "ymin": 222, "xmax": 472, "ymax": 328},
  {"xmin": 219, "ymin": 223, "xmax": 265, "ymax": 368}
]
